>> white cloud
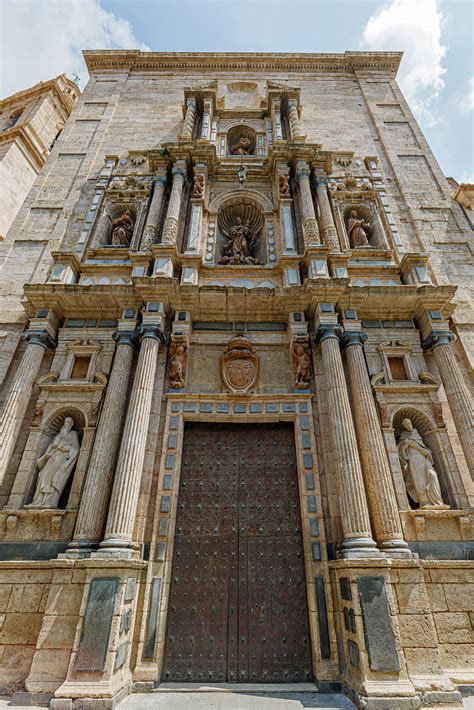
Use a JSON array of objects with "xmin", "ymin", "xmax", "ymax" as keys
[
  {"xmin": 459, "ymin": 77, "xmax": 474, "ymax": 113},
  {"xmin": 0, "ymin": 0, "xmax": 150, "ymax": 98},
  {"xmin": 361, "ymin": 0, "xmax": 447, "ymax": 127}
]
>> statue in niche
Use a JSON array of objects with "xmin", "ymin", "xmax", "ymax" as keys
[
  {"xmin": 111, "ymin": 209, "xmax": 134, "ymax": 246},
  {"xmin": 279, "ymin": 174, "xmax": 290, "ymax": 197},
  {"xmin": 219, "ymin": 217, "xmax": 259, "ymax": 266},
  {"xmin": 30, "ymin": 417, "xmax": 80, "ymax": 509},
  {"xmin": 347, "ymin": 209, "xmax": 371, "ymax": 247},
  {"xmin": 230, "ymin": 136, "xmax": 252, "ymax": 155},
  {"xmin": 397, "ymin": 418, "xmax": 446, "ymax": 508},
  {"xmin": 192, "ymin": 174, "xmax": 205, "ymax": 198},
  {"xmin": 291, "ymin": 342, "xmax": 312, "ymax": 389},
  {"xmin": 168, "ymin": 341, "xmax": 188, "ymax": 389}
]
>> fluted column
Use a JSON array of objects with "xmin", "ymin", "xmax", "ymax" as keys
[
  {"xmin": 181, "ymin": 97, "xmax": 197, "ymax": 140},
  {"xmin": 200, "ymin": 99, "xmax": 212, "ymax": 141},
  {"xmin": 161, "ymin": 162, "xmax": 186, "ymax": 246},
  {"xmin": 0, "ymin": 330, "xmax": 55, "ymax": 488},
  {"xmin": 296, "ymin": 161, "xmax": 320, "ymax": 247},
  {"xmin": 315, "ymin": 178, "xmax": 340, "ymax": 251},
  {"xmin": 68, "ymin": 330, "xmax": 137, "ymax": 552},
  {"xmin": 97, "ymin": 322, "xmax": 165, "ymax": 557},
  {"xmin": 423, "ymin": 331, "xmax": 473, "ymax": 474},
  {"xmin": 315, "ymin": 325, "xmax": 380, "ymax": 557},
  {"xmin": 288, "ymin": 99, "xmax": 302, "ymax": 139},
  {"xmin": 140, "ymin": 175, "xmax": 167, "ymax": 250},
  {"xmin": 341, "ymin": 332, "xmax": 411, "ymax": 556}
]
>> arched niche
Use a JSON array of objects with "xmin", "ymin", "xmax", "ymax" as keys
[
  {"xmin": 392, "ymin": 406, "xmax": 457, "ymax": 509},
  {"xmin": 25, "ymin": 406, "xmax": 87, "ymax": 509},
  {"xmin": 216, "ymin": 195, "xmax": 266, "ymax": 265},
  {"xmin": 227, "ymin": 124, "xmax": 256, "ymax": 156},
  {"xmin": 95, "ymin": 202, "xmax": 138, "ymax": 247},
  {"xmin": 343, "ymin": 203, "xmax": 387, "ymax": 249}
]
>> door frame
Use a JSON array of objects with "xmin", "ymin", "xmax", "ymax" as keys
[{"xmin": 137, "ymin": 392, "xmax": 334, "ymax": 683}]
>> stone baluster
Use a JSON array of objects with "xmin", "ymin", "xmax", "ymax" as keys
[
  {"xmin": 315, "ymin": 322, "xmax": 380, "ymax": 557},
  {"xmin": 296, "ymin": 161, "xmax": 320, "ymax": 247},
  {"xmin": 0, "ymin": 330, "xmax": 56, "ymax": 488},
  {"xmin": 315, "ymin": 178, "xmax": 340, "ymax": 251},
  {"xmin": 96, "ymin": 309, "xmax": 166, "ymax": 557},
  {"xmin": 288, "ymin": 99, "xmax": 302, "ymax": 139},
  {"xmin": 161, "ymin": 161, "xmax": 186, "ymax": 246},
  {"xmin": 423, "ymin": 331, "xmax": 473, "ymax": 474},
  {"xmin": 140, "ymin": 172, "xmax": 167, "ymax": 250},
  {"xmin": 181, "ymin": 97, "xmax": 197, "ymax": 140},
  {"xmin": 341, "ymin": 331, "xmax": 411, "ymax": 556},
  {"xmin": 68, "ymin": 329, "xmax": 137, "ymax": 553}
]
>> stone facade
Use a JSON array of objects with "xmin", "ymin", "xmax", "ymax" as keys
[
  {"xmin": 0, "ymin": 50, "xmax": 472, "ymax": 709},
  {"xmin": 0, "ymin": 75, "xmax": 79, "ymax": 242}
]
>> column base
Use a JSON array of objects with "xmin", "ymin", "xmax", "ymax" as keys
[
  {"xmin": 379, "ymin": 538, "xmax": 414, "ymax": 558},
  {"xmin": 58, "ymin": 540, "xmax": 99, "ymax": 559},
  {"xmin": 92, "ymin": 538, "xmax": 137, "ymax": 559},
  {"xmin": 341, "ymin": 536, "xmax": 383, "ymax": 559}
]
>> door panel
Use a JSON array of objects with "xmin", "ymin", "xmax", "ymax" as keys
[{"xmin": 163, "ymin": 422, "xmax": 312, "ymax": 682}]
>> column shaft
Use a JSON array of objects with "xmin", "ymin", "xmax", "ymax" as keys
[
  {"xmin": 317, "ymin": 328, "xmax": 379, "ymax": 557},
  {"xmin": 181, "ymin": 97, "xmax": 196, "ymax": 139},
  {"xmin": 316, "ymin": 182, "xmax": 339, "ymax": 251},
  {"xmin": 0, "ymin": 333, "xmax": 52, "ymax": 487},
  {"xmin": 140, "ymin": 177, "xmax": 167, "ymax": 249},
  {"xmin": 99, "ymin": 327, "xmax": 162, "ymax": 555},
  {"xmin": 431, "ymin": 342, "xmax": 473, "ymax": 473},
  {"xmin": 343, "ymin": 335, "xmax": 410, "ymax": 555},
  {"xmin": 296, "ymin": 163, "xmax": 320, "ymax": 247},
  {"xmin": 94, "ymin": 209, "xmax": 112, "ymax": 245},
  {"xmin": 162, "ymin": 166, "xmax": 186, "ymax": 246},
  {"xmin": 70, "ymin": 335, "xmax": 135, "ymax": 549}
]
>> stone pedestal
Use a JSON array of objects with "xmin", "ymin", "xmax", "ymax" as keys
[
  {"xmin": 342, "ymin": 331, "xmax": 411, "ymax": 557},
  {"xmin": 67, "ymin": 330, "xmax": 137, "ymax": 554},
  {"xmin": 96, "ymin": 313, "xmax": 165, "ymax": 558},
  {"xmin": 0, "ymin": 330, "xmax": 55, "ymax": 489},
  {"xmin": 161, "ymin": 162, "xmax": 186, "ymax": 246},
  {"xmin": 315, "ymin": 324, "xmax": 380, "ymax": 557},
  {"xmin": 423, "ymin": 331, "xmax": 474, "ymax": 475},
  {"xmin": 296, "ymin": 160, "xmax": 320, "ymax": 247}
]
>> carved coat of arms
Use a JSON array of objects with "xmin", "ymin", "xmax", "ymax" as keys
[{"xmin": 221, "ymin": 334, "xmax": 259, "ymax": 394}]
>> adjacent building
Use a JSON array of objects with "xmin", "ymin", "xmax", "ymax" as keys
[{"xmin": 0, "ymin": 50, "xmax": 472, "ymax": 709}]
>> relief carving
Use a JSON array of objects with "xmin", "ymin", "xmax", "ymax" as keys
[
  {"xmin": 397, "ymin": 418, "xmax": 447, "ymax": 509},
  {"xmin": 219, "ymin": 217, "xmax": 259, "ymax": 265},
  {"xmin": 192, "ymin": 174, "xmax": 205, "ymax": 198},
  {"xmin": 291, "ymin": 342, "xmax": 311, "ymax": 389},
  {"xmin": 278, "ymin": 174, "xmax": 290, "ymax": 198},
  {"xmin": 168, "ymin": 340, "xmax": 188, "ymax": 389},
  {"xmin": 230, "ymin": 136, "xmax": 252, "ymax": 155},
  {"xmin": 29, "ymin": 417, "xmax": 80, "ymax": 509},
  {"xmin": 221, "ymin": 334, "xmax": 259, "ymax": 394}
]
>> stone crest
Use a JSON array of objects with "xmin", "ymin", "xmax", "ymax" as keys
[{"xmin": 221, "ymin": 334, "xmax": 259, "ymax": 394}]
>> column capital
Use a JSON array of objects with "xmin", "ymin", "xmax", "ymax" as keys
[
  {"xmin": 340, "ymin": 331, "xmax": 368, "ymax": 350},
  {"xmin": 314, "ymin": 324, "xmax": 343, "ymax": 345},
  {"xmin": 295, "ymin": 164, "xmax": 311, "ymax": 182},
  {"xmin": 422, "ymin": 330, "xmax": 455, "ymax": 352},
  {"xmin": 314, "ymin": 176, "xmax": 329, "ymax": 188},
  {"xmin": 113, "ymin": 330, "xmax": 138, "ymax": 348},
  {"xmin": 23, "ymin": 329, "xmax": 56, "ymax": 350},
  {"xmin": 138, "ymin": 324, "xmax": 167, "ymax": 344},
  {"xmin": 154, "ymin": 175, "xmax": 167, "ymax": 189},
  {"xmin": 171, "ymin": 166, "xmax": 186, "ymax": 181},
  {"xmin": 186, "ymin": 96, "xmax": 197, "ymax": 108}
]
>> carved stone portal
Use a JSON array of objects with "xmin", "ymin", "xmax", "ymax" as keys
[
  {"xmin": 397, "ymin": 418, "xmax": 448, "ymax": 509},
  {"xmin": 29, "ymin": 417, "xmax": 80, "ymax": 509},
  {"xmin": 221, "ymin": 335, "xmax": 259, "ymax": 394}
]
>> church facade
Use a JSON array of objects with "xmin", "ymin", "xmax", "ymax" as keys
[{"xmin": 0, "ymin": 50, "xmax": 472, "ymax": 709}]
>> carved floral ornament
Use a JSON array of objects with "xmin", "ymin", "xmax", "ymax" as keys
[{"xmin": 221, "ymin": 334, "xmax": 259, "ymax": 394}]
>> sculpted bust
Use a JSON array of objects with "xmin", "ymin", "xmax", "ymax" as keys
[
  {"xmin": 29, "ymin": 417, "xmax": 80, "ymax": 509},
  {"xmin": 397, "ymin": 418, "xmax": 446, "ymax": 508}
]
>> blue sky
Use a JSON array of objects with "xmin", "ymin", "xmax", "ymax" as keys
[{"xmin": 1, "ymin": 0, "xmax": 473, "ymax": 181}]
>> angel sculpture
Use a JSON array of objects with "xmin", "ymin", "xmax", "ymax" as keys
[
  {"xmin": 169, "ymin": 341, "xmax": 188, "ymax": 389},
  {"xmin": 291, "ymin": 343, "xmax": 311, "ymax": 389},
  {"xmin": 193, "ymin": 174, "xmax": 205, "ymax": 198}
]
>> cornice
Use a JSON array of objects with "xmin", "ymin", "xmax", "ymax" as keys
[
  {"xmin": 0, "ymin": 74, "xmax": 79, "ymax": 115},
  {"xmin": 82, "ymin": 50, "xmax": 402, "ymax": 77}
]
